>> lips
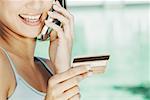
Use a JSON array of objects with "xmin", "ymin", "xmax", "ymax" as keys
[{"xmin": 19, "ymin": 14, "xmax": 42, "ymax": 26}]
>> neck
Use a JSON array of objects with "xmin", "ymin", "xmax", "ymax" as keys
[{"xmin": 0, "ymin": 27, "xmax": 37, "ymax": 64}]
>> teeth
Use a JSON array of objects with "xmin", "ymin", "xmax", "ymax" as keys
[
  {"xmin": 19, "ymin": 14, "xmax": 41, "ymax": 22},
  {"xmin": 25, "ymin": 18, "xmax": 38, "ymax": 22}
]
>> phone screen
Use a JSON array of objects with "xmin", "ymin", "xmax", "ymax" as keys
[{"xmin": 37, "ymin": 0, "xmax": 66, "ymax": 41}]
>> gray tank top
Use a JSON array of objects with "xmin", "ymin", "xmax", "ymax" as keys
[{"xmin": 0, "ymin": 47, "xmax": 54, "ymax": 100}]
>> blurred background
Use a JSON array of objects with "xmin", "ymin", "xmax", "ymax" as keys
[{"xmin": 35, "ymin": 0, "xmax": 150, "ymax": 100}]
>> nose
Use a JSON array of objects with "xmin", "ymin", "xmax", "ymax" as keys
[{"xmin": 25, "ymin": 0, "xmax": 43, "ymax": 11}]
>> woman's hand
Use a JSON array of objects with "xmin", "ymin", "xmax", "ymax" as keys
[
  {"xmin": 44, "ymin": 64, "xmax": 106, "ymax": 100},
  {"xmin": 45, "ymin": 65, "xmax": 92, "ymax": 100},
  {"xmin": 45, "ymin": 0, "xmax": 74, "ymax": 73}
]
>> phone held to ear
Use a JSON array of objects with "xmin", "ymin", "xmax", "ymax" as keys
[{"xmin": 37, "ymin": 0, "xmax": 66, "ymax": 41}]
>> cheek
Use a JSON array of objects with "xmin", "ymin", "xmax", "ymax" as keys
[
  {"xmin": 0, "ymin": 1, "xmax": 20, "ymax": 23},
  {"xmin": 0, "ymin": 1, "xmax": 53, "ymax": 38},
  {"xmin": 43, "ymin": 1, "xmax": 53, "ymax": 11},
  {"xmin": 0, "ymin": 11, "xmax": 41, "ymax": 38},
  {"xmin": 0, "ymin": 3, "xmax": 20, "ymax": 31}
]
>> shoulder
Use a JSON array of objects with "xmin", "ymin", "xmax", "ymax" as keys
[
  {"xmin": 0, "ymin": 49, "xmax": 15, "ymax": 98},
  {"xmin": 37, "ymin": 57, "xmax": 56, "ymax": 74}
]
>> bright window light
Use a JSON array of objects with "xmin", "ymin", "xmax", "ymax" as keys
[{"xmin": 67, "ymin": 0, "xmax": 149, "ymax": 6}]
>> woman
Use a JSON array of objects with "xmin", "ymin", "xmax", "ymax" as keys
[{"xmin": 0, "ymin": 0, "xmax": 105, "ymax": 100}]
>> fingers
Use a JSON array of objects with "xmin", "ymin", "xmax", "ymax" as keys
[
  {"xmin": 53, "ymin": 75, "xmax": 83, "ymax": 96},
  {"xmin": 47, "ymin": 74, "xmax": 82, "ymax": 100},
  {"xmin": 53, "ymin": 3, "xmax": 74, "ymax": 38},
  {"xmin": 49, "ymin": 65, "xmax": 91, "ymax": 87},
  {"xmin": 45, "ymin": 20, "xmax": 65, "ymax": 40},
  {"xmin": 57, "ymin": 86, "xmax": 80, "ymax": 100},
  {"xmin": 48, "ymin": 11, "xmax": 70, "ymax": 26},
  {"xmin": 46, "ymin": 65, "xmax": 106, "ymax": 100},
  {"xmin": 46, "ymin": 65, "xmax": 91, "ymax": 100},
  {"xmin": 55, "ymin": 0, "xmax": 74, "ymax": 36},
  {"xmin": 48, "ymin": 65, "xmax": 106, "ymax": 87},
  {"xmin": 69, "ymin": 94, "xmax": 80, "ymax": 100},
  {"xmin": 91, "ymin": 66, "xmax": 106, "ymax": 74},
  {"xmin": 54, "ymin": 0, "xmax": 74, "ymax": 24},
  {"xmin": 49, "ymin": 0, "xmax": 74, "ymax": 39},
  {"xmin": 47, "ymin": 11, "xmax": 72, "ymax": 41}
]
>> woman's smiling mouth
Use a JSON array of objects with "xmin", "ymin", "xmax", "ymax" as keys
[{"xmin": 19, "ymin": 14, "xmax": 42, "ymax": 26}]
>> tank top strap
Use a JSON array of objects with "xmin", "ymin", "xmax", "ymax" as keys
[
  {"xmin": 35, "ymin": 57, "xmax": 54, "ymax": 76},
  {"xmin": 0, "ymin": 47, "xmax": 19, "ymax": 80}
]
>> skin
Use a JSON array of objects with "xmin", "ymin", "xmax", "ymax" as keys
[{"xmin": 0, "ymin": 0, "xmax": 106, "ymax": 100}]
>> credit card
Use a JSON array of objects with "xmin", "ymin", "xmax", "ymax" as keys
[{"xmin": 72, "ymin": 55, "xmax": 110, "ymax": 67}]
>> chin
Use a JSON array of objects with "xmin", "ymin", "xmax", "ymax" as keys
[
  {"xmin": 23, "ymin": 32, "xmax": 40, "ymax": 38},
  {"xmin": 15, "ymin": 22, "xmax": 43, "ymax": 38},
  {"xmin": 20, "ymin": 30, "xmax": 41, "ymax": 38},
  {"xmin": 15, "ymin": 13, "xmax": 44, "ymax": 38}
]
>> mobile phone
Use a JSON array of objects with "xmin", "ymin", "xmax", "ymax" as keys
[
  {"xmin": 72, "ymin": 55, "xmax": 110, "ymax": 68},
  {"xmin": 37, "ymin": 0, "xmax": 66, "ymax": 41}
]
